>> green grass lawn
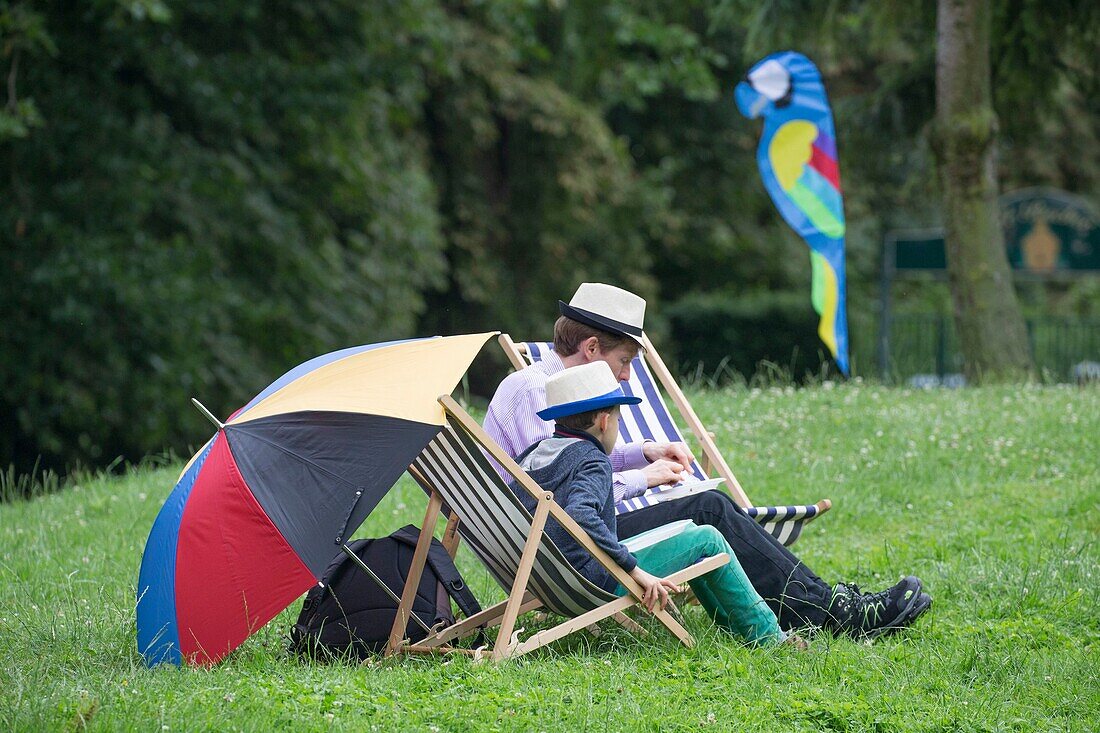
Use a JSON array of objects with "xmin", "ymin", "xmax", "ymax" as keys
[{"xmin": 2, "ymin": 384, "xmax": 1098, "ymax": 732}]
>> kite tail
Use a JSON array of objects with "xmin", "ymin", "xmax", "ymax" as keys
[{"xmin": 810, "ymin": 251, "xmax": 841, "ymax": 367}]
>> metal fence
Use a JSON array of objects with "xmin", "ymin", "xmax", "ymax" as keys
[{"xmin": 883, "ymin": 315, "xmax": 1100, "ymax": 383}]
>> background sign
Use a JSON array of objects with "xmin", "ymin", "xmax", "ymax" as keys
[{"xmin": 887, "ymin": 188, "xmax": 1100, "ymax": 274}]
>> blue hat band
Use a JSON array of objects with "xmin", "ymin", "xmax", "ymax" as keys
[{"xmin": 536, "ymin": 387, "xmax": 642, "ymax": 421}]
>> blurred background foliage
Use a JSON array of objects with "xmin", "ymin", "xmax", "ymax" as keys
[{"xmin": 1, "ymin": 0, "xmax": 1097, "ymax": 474}]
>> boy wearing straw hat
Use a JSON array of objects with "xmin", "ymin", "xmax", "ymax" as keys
[
  {"xmin": 485, "ymin": 282, "xmax": 932, "ymax": 639},
  {"xmin": 512, "ymin": 361, "xmax": 789, "ymax": 646}
]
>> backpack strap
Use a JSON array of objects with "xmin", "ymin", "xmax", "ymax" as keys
[
  {"xmin": 391, "ymin": 525, "xmax": 483, "ymax": 620},
  {"xmin": 426, "ymin": 538, "xmax": 483, "ymax": 620}
]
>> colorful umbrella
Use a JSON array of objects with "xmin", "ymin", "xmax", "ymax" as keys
[{"xmin": 136, "ymin": 333, "xmax": 494, "ymax": 666}]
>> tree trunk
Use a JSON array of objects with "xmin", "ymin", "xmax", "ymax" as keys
[{"xmin": 933, "ymin": 0, "xmax": 1034, "ymax": 382}]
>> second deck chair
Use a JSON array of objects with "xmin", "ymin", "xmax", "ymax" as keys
[
  {"xmin": 384, "ymin": 395, "xmax": 730, "ymax": 661},
  {"xmin": 498, "ymin": 334, "xmax": 831, "ymax": 547}
]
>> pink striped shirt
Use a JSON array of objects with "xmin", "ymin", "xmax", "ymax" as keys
[{"xmin": 483, "ymin": 350, "xmax": 650, "ymax": 502}]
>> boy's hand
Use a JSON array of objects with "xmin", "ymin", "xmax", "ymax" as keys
[{"xmin": 629, "ymin": 567, "xmax": 684, "ymax": 613}]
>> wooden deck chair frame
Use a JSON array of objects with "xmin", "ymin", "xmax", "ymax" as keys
[
  {"xmin": 385, "ymin": 396, "xmax": 729, "ymax": 662},
  {"xmin": 498, "ymin": 333, "xmax": 831, "ymax": 526}
]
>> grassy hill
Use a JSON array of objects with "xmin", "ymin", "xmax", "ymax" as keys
[{"xmin": 2, "ymin": 383, "xmax": 1098, "ymax": 731}]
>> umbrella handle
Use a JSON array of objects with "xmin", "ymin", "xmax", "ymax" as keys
[{"xmin": 339, "ymin": 543, "xmax": 435, "ymax": 637}]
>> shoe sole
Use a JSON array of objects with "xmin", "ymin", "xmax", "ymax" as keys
[
  {"xmin": 870, "ymin": 592, "xmax": 931, "ymax": 638},
  {"xmin": 901, "ymin": 592, "xmax": 932, "ymax": 625},
  {"xmin": 862, "ymin": 581, "xmax": 924, "ymax": 638}
]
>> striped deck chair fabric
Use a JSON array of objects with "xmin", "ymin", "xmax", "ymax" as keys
[
  {"xmin": 515, "ymin": 340, "xmax": 827, "ymax": 547},
  {"xmin": 397, "ymin": 399, "xmax": 728, "ymax": 661},
  {"xmin": 414, "ymin": 418, "xmax": 617, "ymax": 619}
]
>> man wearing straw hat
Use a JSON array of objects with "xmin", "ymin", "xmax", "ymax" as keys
[{"xmin": 484, "ymin": 283, "xmax": 931, "ymax": 639}]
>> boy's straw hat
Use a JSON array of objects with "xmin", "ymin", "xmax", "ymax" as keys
[
  {"xmin": 559, "ymin": 283, "xmax": 646, "ymax": 351},
  {"xmin": 536, "ymin": 362, "xmax": 642, "ymax": 421}
]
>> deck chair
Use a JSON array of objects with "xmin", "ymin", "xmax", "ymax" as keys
[
  {"xmin": 384, "ymin": 395, "xmax": 730, "ymax": 662},
  {"xmin": 498, "ymin": 334, "xmax": 831, "ymax": 547}
]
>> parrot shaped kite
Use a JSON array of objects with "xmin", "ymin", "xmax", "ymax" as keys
[{"xmin": 735, "ymin": 51, "xmax": 850, "ymax": 375}]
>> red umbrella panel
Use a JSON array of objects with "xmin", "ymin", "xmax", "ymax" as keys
[{"xmin": 136, "ymin": 333, "xmax": 494, "ymax": 666}]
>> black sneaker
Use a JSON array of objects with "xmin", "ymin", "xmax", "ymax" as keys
[
  {"xmin": 828, "ymin": 576, "xmax": 924, "ymax": 639},
  {"xmin": 899, "ymin": 591, "xmax": 932, "ymax": 628}
]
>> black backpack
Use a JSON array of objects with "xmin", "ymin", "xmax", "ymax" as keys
[{"xmin": 290, "ymin": 525, "xmax": 482, "ymax": 660}]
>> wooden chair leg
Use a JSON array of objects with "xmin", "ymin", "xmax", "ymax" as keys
[
  {"xmin": 652, "ymin": 607, "xmax": 695, "ymax": 648},
  {"xmin": 507, "ymin": 556, "xmax": 728, "ymax": 659},
  {"xmin": 612, "ymin": 612, "xmax": 647, "ymax": 635},
  {"xmin": 498, "ymin": 333, "xmax": 529, "ymax": 371},
  {"xmin": 385, "ymin": 490, "xmax": 443, "ymax": 655},
  {"xmin": 493, "ymin": 494, "xmax": 552, "ymax": 661},
  {"xmin": 419, "ymin": 594, "xmax": 542, "ymax": 650},
  {"xmin": 442, "ymin": 512, "xmax": 461, "ymax": 559},
  {"xmin": 511, "ymin": 596, "xmax": 638, "ymax": 658}
]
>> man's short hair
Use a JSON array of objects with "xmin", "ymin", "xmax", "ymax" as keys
[
  {"xmin": 556, "ymin": 405, "xmax": 617, "ymax": 432},
  {"xmin": 553, "ymin": 316, "xmax": 635, "ymax": 357}
]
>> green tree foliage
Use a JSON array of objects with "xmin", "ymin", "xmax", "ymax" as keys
[
  {"xmin": 1, "ymin": 0, "xmax": 1096, "ymax": 473},
  {"xmin": 419, "ymin": 2, "xmax": 826, "ymax": 364},
  {"xmin": 0, "ymin": 1, "xmax": 446, "ymax": 471},
  {"xmin": 0, "ymin": 1, "xmax": 52, "ymax": 141},
  {"xmin": 412, "ymin": 2, "xmax": 666, "ymax": 342}
]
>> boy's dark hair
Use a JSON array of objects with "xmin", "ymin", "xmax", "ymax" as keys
[
  {"xmin": 553, "ymin": 316, "xmax": 634, "ymax": 357},
  {"xmin": 556, "ymin": 405, "xmax": 617, "ymax": 432}
]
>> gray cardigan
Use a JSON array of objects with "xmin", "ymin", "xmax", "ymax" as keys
[{"xmin": 510, "ymin": 428, "xmax": 637, "ymax": 593}]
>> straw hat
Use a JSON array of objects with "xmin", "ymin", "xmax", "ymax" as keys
[
  {"xmin": 536, "ymin": 362, "xmax": 642, "ymax": 421},
  {"xmin": 559, "ymin": 283, "xmax": 646, "ymax": 350}
]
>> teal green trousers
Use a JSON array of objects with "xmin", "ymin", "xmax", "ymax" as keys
[{"xmin": 616, "ymin": 523, "xmax": 784, "ymax": 646}]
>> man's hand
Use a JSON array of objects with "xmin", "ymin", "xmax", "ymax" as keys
[
  {"xmin": 628, "ymin": 567, "xmax": 684, "ymax": 613},
  {"xmin": 640, "ymin": 459, "xmax": 686, "ymax": 487},
  {"xmin": 642, "ymin": 441, "xmax": 695, "ymax": 470}
]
